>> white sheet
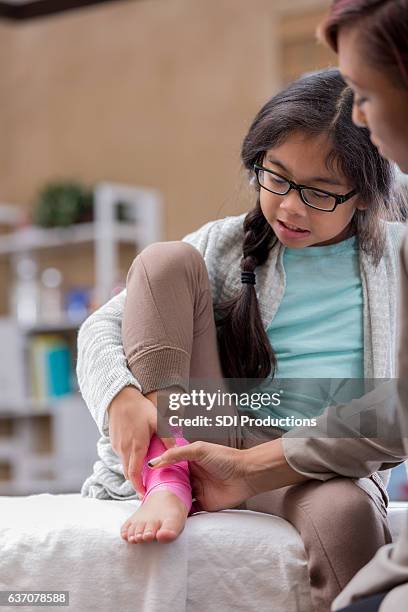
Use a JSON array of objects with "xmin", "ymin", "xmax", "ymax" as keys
[{"xmin": 0, "ymin": 493, "xmax": 313, "ymax": 612}]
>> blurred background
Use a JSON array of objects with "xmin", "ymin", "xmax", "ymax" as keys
[{"xmin": 0, "ymin": 0, "xmax": 405, "ymax": 499}]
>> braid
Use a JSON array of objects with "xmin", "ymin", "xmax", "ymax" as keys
[{"xmin": 214, "ymin": 201, "xmax": 276, "ymax": 380}]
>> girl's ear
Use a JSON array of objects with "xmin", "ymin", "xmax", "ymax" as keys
[{"xmin": 355, "ymin": 198, "xmax": 369, "ymax": 211}]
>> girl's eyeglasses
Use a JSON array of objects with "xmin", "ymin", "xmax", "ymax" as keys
[{"xmin": 253, "ymin": 164, "xmax": 357, "ymax": 212}]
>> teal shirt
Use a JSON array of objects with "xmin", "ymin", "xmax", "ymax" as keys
[{"xmin": 253, "ymin": 236, "xmax": 364, "ymax": 426}]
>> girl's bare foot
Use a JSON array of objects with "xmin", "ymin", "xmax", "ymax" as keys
[{"xmin": 121, "ymin": 489, "xmax": 189, "ymax": 544}]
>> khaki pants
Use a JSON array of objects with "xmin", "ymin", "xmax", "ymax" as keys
[{"xmin": 122, "ymin": 241, "xmax": 391, "ymax": 612}]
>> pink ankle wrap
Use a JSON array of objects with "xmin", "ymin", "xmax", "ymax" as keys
[{"xmin": 141, "ymin": 434, "xmax": 192, "ymax": 511}]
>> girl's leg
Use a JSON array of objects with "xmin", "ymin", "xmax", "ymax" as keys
[
  {"xmin": 122, "ymin": 241, "xmax": 241, "ymax": 440},
  {"xmin": 141, "ymin": 434, "xmax": 192, "ymax": 510},
  {"xmin": 121, "ymin": 241, "xmax": 241, "ymax": 543},
  {"xmin": 122, "ymin": 240, "xmax": 241, "ymax": 446},
  {"xmin": 245, "ymin": 476, "xmax": 391, "ymax": 612},
  {"xmin": 123, "ymin": 241, "xmax": 224, "ymax": 393},
  {"xmin": 121, "ymin": 433, "xmax": 192, "ymax": 544}
]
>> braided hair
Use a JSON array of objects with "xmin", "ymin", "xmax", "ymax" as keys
[{"xmin": 214, "ymin": 203, "xmax": 276, "ymax": 380}]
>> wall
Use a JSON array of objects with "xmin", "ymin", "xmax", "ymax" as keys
[
  {"xmin": 0, "ymin": 0, "xmax": 332, "ymax": 311},
  {"xmin": 0, "ymin": 0, "xmax": 332, "ymax": 239}
]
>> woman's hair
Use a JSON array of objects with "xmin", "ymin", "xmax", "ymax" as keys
[
  {"xmin": 318, "ymin": 0, "xmax": 408, "ymax": 88},
  {"xmin": 214, "ymin": 67, "xmax": 404, "ymax": 381}
]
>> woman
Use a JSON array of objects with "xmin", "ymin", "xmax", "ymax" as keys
[{"xmin": 149, "ymin": 1, "xmax": 408, "ymax": 611}]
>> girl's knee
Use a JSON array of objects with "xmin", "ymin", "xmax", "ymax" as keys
[
  {"xmin": 129, "ymin": 241, "xmax": 205, "ymax": 281},
  {"xmin": 142, "ymin": 240, "xmax": 199, "ymax": 260}
]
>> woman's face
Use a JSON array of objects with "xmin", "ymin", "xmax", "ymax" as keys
[
  {"xmin": 259, "ymin": 132, "xmax": 364, "ymax": 248},
  {"xmin": 338, "ymin": 25, "xmax": 408, "ymax": 172}
]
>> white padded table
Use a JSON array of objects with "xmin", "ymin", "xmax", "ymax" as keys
[
  {"xmin": 0, "ymin": 494, "xmax": 313, "ymax": 612},
  {"xmin": 0, "ymin": 495, "xmax": 406, "ymax": 612}
]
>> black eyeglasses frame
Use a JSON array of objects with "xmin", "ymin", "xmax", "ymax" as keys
[{"xmin": 253, "ymin": 163, "xmax": 357, "ymax": 212}]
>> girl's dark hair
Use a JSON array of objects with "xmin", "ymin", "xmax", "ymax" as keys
[
  {"xmin": 319, "ymin": 0, "xmax": 408, "ymax": 88},
  {"xmin": 214, "ymin": 67, "xmax": 403, "ymax": 381}
]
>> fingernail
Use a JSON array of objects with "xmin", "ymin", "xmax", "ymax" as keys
[{"xmin": 147, "ymin": 455, "xmax": 162, "ymax": 468}]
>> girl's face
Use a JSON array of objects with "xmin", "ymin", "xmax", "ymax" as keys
[
  {"xmin": 338, "ymin": 25, "xmax": 408, "ymax": 172},
  {"xmin": 259, "ymin": 132, "xmax": 364, "ymax": 248}
]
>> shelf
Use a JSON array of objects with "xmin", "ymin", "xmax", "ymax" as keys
[
  {"xmin": 0, "ymin": 477, "xmax": 83, "ymax": 496},
  {"xmin": 0, "ymin": 403, "xmax": 51, "ymax": 417},
  {"xmin": 19, "ymin": 318, "xmax": 87, "ymax": 334},
  {"xmin": 0, "ymin": 184, "xmax": 162, "ymax": 496},
  {"xmin": 0, "ymin": 392, "xmax": 82, "ymax": 417},
  {"xmin": 0, "ymin": 221, "xmax": 140, "ymax": 256},
  {"xmin": 0, "ymin": 441, "xmax": 21, "ymax": 460}
]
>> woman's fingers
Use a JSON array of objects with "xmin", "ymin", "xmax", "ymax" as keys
[
  {"xmin": 160, "ymin": 435, "xmax": 177, "ymax": 450},
  {"xmin": 148, "ymin": 441, "xmax": 206, "ymax": 468}
]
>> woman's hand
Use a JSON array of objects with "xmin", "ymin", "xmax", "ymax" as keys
[
  {"xmin": 108, "ymin": 386, "xmax": 175, "ymax": 496},
  {"xmin": 148, "ymin": 441, "xmax": 257, "ymax": 511},
  {"xmin": 148, "ymin": 438, "xmax": 307, "ymax": 511}
]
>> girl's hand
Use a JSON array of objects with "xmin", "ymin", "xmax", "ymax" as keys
[{"xmin": 107, "ymin": 386, "xmax": 175, "ymax": 496}]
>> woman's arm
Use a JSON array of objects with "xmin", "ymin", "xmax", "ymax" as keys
[
  {"xmin": 282, "ymin": 379, "xmax": 407, "ymax": 481},
  {"xmin": 148, "ymin": 381, "xmax": 407, "ymax": 510},
  {"xmin": 146, "ymin": 438, "xmax": 306, "ymax": 511}
]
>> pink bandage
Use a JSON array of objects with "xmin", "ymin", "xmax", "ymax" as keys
[{"xmin": 141, "ymin": 434, "xmax": 192, "ymax": 512}]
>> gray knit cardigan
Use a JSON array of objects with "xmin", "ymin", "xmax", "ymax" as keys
[{"xmin": 77, "ymin": 214, "xmax": 404, "ymax": 499}]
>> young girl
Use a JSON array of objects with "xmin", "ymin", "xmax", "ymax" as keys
[{"xmin": 78, "ymin": 68, "xmax": 405, "ymax": 612}]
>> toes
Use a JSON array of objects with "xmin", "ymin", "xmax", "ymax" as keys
[
  {"xmin": 132, "ymin": 523, "xmax": 146, "ymax": 543},
  {"xmin": 126, "ymin": 521, "xmax": 146, "ymax": 544},
  {"xmin": 156, "ymin": 517, "xmax": 185, "ymax": 543},
  {"xmin": 121, "ymin": 518, "xmax": 163, "ymax": 544},
  {"xmin": 120, "ymin": 520, "xmax": 131, "ymax": 540},
  {"xmin": 142, "ymin": 520, "xmax": 160, "ymax": 542}
]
